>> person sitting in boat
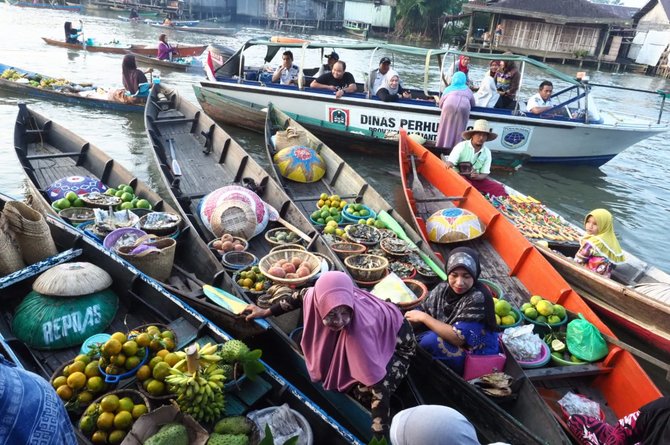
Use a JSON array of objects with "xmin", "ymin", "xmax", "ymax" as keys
[
  {"xmin": 244, "ymin": 271, "xmax": 416, "ymax": 440},
  {"xmin": 0, "ymin": 354, "xmax": 77, "ymax": 445},
  {"xmin": 391, "ymin": 405, "xmax": 488, "ymax": 445},
  {"xmin": 405, "ymin": 247, "xmax": 499, "ymax": 376},
  {"xmin": 473, "ymin": 60, "xmax": 500, "ymax": 108},
  {"xmin": 443, "ymin": 55, "xmax": 471, "ymax": 88},
  {"xmin": 526, "ymin": 80, "xmax": 567, "ymax": 116},
  {"xmin": 310, "ymin": 61, "xmax": 357, "ymax": 99},
  {"xmin": 574, "ymin": 209, "xmax": 625, "ymax": 278},
  {"xmin": 64, "ymin": 21, "xmax": 82, "ymax": 44},
  {"xmin": 271, "ymin": 50, "xmax": 299, "ymax": 86},
  {"xmin": 315, "ymin": 51, "xmax": 339, "ymax": 77},
  {"xmin": 163, "ymin": 15, "xmax": 173, "ymax": 26},
  {"xmin": 370, "ymin": 56, "xmax": 392, "ymax": 94},
  {"xmin": 442, "ymin": 119, "xmax": 508, "ymax": 197},
  {"xmin": 157, "ymin": 34, "xmax": 178, "ymax": 60},
  {"xmin": 375, "ymin": 70, "xmax": 412, "ymax": 102},
  {"xmin": 108, "ymin": 54, "xmax": 151, "ymax": 103},
  {"xmin": 494, "ymin": 57, "xmax": 520, "ymax": 109},
  {"xmin": 568, "ymin": 396, "xmax": 670, "ymax": 445},
  {"xmin": 129, "ymin": 8, "xmax": 139, "ymax": 19}
]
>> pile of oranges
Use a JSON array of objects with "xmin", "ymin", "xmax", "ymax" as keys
[
  {"xmin": 52, "ymin": 354, "xmax": 108, "ymax": 408},
  {"xmin": 79, "ymin": 392, "xmax": 148, "ymax": 444}
]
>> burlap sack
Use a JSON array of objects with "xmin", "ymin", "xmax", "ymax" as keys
[
  {"xmin": 3, "ymin": 201, "xmax": 57, "ymax": 265},
  {"xmin": 0, "ymin": 212, "xmax": 25, "ymax": 275},
  {"xmin": 274, "ymin": 126, "xmax": 310, "ymax": 150}
]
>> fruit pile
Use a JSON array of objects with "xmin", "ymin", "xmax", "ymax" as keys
[
  {"xmin": 310, "ymin": 193, "xmax": 346, "ymax": 225},
  {"xmin": 210, "ymin": 416, "xmax": 253, "ymax": 445},
  {"xmin": 322, "ymin": 220, "xmax": 345, "ymax": 237},
  {"xmin": 544, "ymin": 331, "xmax": 586, "ymax": 364},
  {"xmin": 79, "ymin": 392, "xmax": 149, "ymax": 444},
  {"xmin": 212, "ymin": 233, "xmax": 247, "ymax": 253},
  {"xmin": 104, "ymin": 183, "xmax": 153, "ymax": 211},
  {"xmin": 235, "ymin": 266, "xmax": 269, "ymax": 293},
  {"xmin": 266, "ymin": 229, "xmax": 301, "ymax": 245},
  {"xmin": 493, "ymin": 298, "xmax": 520, "ymax": 327},
  {"xmin": 52, "ymin": 353, "xmax": 108, "ymax": 409},
  {"xmin": 127, "ymin": 326, "xmax": 178, "ymax": 397},
  {"xmin": 52, "ymin": 191, "xmax": 86, "ymax": 211},
  {"xmin": 521, "ymin": 295, "xmax": 567, "ymax": 325},
  {"xmin": 265, "ymin": 256, "xmax": 313, "ymax": 280}
]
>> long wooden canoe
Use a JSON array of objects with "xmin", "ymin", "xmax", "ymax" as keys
[
  {"xmin": 129, "ymin": 52, "xmax": 201, "ymax": 72},
  {"xmin": 264, "ymin": 103, "xmax": 573, "ymax": 444},
  {"xmin": 41, "ymin": 37, "xmax": 208, "ymax": 57},
  {"xmin": 0, "ymin": 194, "xmax": 362, "ymax": 445},
  {"xmin": 150, "ymin": 23, "xmax": 237, "ymax": 36},
  {"xmin": 0, "ymin": 64, "xmax": 143, "ymax": 113},
  {"xmin": 487, "ymin": 183, "xmax": 670, "ymax": 354},
  {"xmin": 12, "ymin": 104, "xmax": 267, "ymax": 340},
  {"xmin": 398, "ymin": 129, "xmax": 662, "ymax": 427},
  {"xmin": 144, "ymin": 84, "xmax": 383, "ymax": 441}
]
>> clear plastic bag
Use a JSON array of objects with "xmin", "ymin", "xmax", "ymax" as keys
[
  {"xmin": 247, "ymin": 403, "xmax": 312, "ymax": 445},
  {"xmin": 501, "ymin": 324, "xmax": 543, "ymax": 361},
  {"xmin": 558, "ymin": 392, "xmax": 602, "ymax": 418}
]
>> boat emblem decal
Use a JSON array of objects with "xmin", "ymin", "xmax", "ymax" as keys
[
  {"xmin": 501, "ymin": 127, "xmax": 531, "ymax": 150},
  {"xmin": 329, "ymin": 108, "xmax": 350, "ymax": 126}
]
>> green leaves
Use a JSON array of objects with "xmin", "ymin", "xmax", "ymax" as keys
[
  {"xmin": 258, "ymin": 424, "xmax": 299, "ymax": 445},
  {"xmin": 240, "ymin": 348, "xmax": 265, "ymax": 381}
]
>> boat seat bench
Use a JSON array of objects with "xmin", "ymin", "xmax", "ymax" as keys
[{"xmin": 523, "ymin": 363, "xmax": 613, "ymax": 382}]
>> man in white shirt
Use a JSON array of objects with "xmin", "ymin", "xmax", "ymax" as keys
[
  {"xmin": 370, "ymin": 56, "xmax": 392, "ymax": 94},
  {"xmin": 526, "ymin": 80, "xmax": 558, "ymax": 114},
  {"xmin": 272, "ymin": 50, "xmax": 300, "ymax": 86}
]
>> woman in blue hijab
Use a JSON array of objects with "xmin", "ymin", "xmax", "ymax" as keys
[{"xmin": 436, "ymin": 71, "xmax": 475, "ymax": 149}]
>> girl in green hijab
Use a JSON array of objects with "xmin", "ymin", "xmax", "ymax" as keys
[{"xmin": 574, "ymin": 208, "xmax": 625, "ymax": 278}]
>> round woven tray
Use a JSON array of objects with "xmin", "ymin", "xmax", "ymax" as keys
[
  {"xmin": 345, "ymin": 254, "xmax": 389, "ymax": 282},
  {"xmin": 259, "ymin": 249, "xmax": 320, "ymax": 286}
]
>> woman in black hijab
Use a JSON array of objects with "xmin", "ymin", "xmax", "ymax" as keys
[
  {"xmin": 405, "ymin": 247, "xmax": 499, "ymax": 374},
  {"xmin": 121, "ymin": 54, "xmax": 148, "ymax": 95}
]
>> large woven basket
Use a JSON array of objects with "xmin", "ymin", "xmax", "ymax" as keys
[
  {"xmin": 344, "ymin": 254, "xmax": 389, "ymax": 282},
  {"xmin": 78, "ymin": 389, "xmax": 151, "ymax": 444},
  {"xmin": 259, "ymin": 249, "xmax": 320, "ymax": 286},
  {"xmin": 3, "ymin": 200, "xmax": 57, "ymax": 264},
  {"xmin": 117, "ymin": 236, "xmax": 176, "ymax": 282},
  {"xmin": 0, "ymin": 212, "xmax": 25, "ymax": 275},
  {"xmin": 210, "ymin": 199, "xmax": 257, "ymax": 239}
]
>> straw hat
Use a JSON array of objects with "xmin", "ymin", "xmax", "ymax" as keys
[
  {"xmin": 33, "ymin": 262, "xmax": 113, "ymax": 297},
  {"xmin": 462, "ymin": 119, "xmax": 498, "ymax": 141}
]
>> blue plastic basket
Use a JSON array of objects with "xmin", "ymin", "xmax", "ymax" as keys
[
  {"xmin": 80, "ymin": 333, "xmax": 111, "ymax": 355},
  {"xmin": 341, "ymin": 203, "xmax": 376, "ymax": 223},
  {"xmin": 98, "ymin": 346, "xmax": 150, "ymax": 383}
]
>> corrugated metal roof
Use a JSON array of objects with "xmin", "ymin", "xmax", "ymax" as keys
[{"xmin": 463, "ymin": 0, "xmax": 632, "ymax": 23}]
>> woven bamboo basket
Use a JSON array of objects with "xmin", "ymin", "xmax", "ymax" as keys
[
  {"xmin": 3, "ymin": 200, "xmax": 57, "ymax": 264},
  {"xmin": 330, "ymin": 241, "xmax": 366, "ymax": 260},
  {"xmin": 344, "ymin": 254, "xmax": 389, "ymax": 282},
  {"xmin": 259, "ymin": 249, "xmax": 320, "ymax": 286},
  {"xmin": 117, "ymin": 236, "xmax": 176, "ymax": 282},
  {"xmin": 78, "ymin": 389, "xmax": 151, "ymax": 444},
  {"xmin": 0, "ymin": 213, "xmax": 25, "ymax": 275}
]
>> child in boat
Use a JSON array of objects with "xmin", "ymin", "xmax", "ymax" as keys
[
  {"xmin": 574, "ymin": 208, "xmax": 625, "ymax": 278},
  {"xmin": 244, "ymin": 271, "xmax": 416, "ymax": 440}
]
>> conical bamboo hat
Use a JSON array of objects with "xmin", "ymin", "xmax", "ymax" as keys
[{"xmin": 32, "ymin": 262, "xmax": 112, "ymax": 297}]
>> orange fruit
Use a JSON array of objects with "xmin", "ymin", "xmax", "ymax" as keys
[
  {"xmin": 77, "ymin": 391, "xmax": 94, "ymax": 404},
  {"xmin": 135, "ymin": 333, "xmax": 150, "ymax": 347},
  {"xmin": 100, "ymin": 394, "xmax": 120, "ymax": 413},
  {"xmin": 149, "ymin": 339, "xmax": 163, "ymax": 352},
  {"xmin": 156, "ymin": 349, "xmax": 169, "ymax": 359},
  {"xmin": 74, "ymin": 354, "xmax": 91, "ymax": 364},
  {"xmin": 146, "ymin": 379, "xmax": 165, "ymax": 396},
  {"xmin": 148, "ymin": 356, "xmax": 163, "ymax": 370},
  {"xmin": 118, "ymin": 397, "xmax": 134, "ymax": 413},
  {"xmin": 97, "ymin": 411, "xmax": 115, "ymax": 431},
  {"xmin": 68, "ymin": 360, "xmax": 86, "ymax": 374},
  {"xmin": 163, "ymin": 352, "xmax": 180, "ymax": 367},
  {"xmin": 108, "ymin": 430, "xmax": 127, "ymax": 444},
  {"xmin": 110, "ymin": 332, "xmax": 127, "ymax": 344},
  {"xmin": 162, "ymin": 338, "xmax": 175, "ymax": 351},
  {"xmin": 79, "ymin": 415, "xmax": 95, "ymax": 436},
  {"xmin": 85, "ymin": 402, "xmax": 100, "ymax": 416},
  {"xmin": 56, "ymin": 385, "xmax": 73, "ymax": 401},
  {"xmin": 122, "ymin": 341, "xmax": 138, "ymax": 357},
  {"xmin": 145, "ymin": 326, "xmax": 160, "ymax": 336},
  {"xmin": 85, "ymin": 361, "xmax": 101, "ymax": 378},
  {"xmin": 131, "ymin": 404, "xmax": 148, "ymax": 419},
  {"xmin": 102, "ymin": 339, "xmax": 122, "ymax": 357},
  {"xmin": 113, "ymin": 411, "xmax": 133, "ymax": 430},
  {"xmin": 136, "ymin": 365, "xmax": 151, "ymax": 382},
  {"xmin": 67, "ymin": 372, "xmax": 86, "ymax": 390},
  {"xmin": 124, "ymin": 356, "xmax": 141, "ymax": 371},
  {"xmin": 152, "ymin": 362, "xmax": 171, "ymax": 382},
  {"xmin": 111, "ymin": 354, "xmax": 126, "ymax": 367},
  {"xmin": 91, "ymin": 430, "xmax": 108, "ymax": 444},
  {"xmin": 86, "ymin": 376, "xmax": 105, "ymax": 393},
  {"xmin": 52, "ymin": 376, "xmax": 67, "ymax": 389}
]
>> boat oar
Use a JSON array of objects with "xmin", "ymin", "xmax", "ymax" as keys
[
  {"xmin": 167, "ymin": 138, "xmax": 182, "ymax": 176},
  {"xmin": 410, "ymin": 153, "xmax": 426, "ymax": 198},
  {"xmin": 202, "ymin": 285, "xmax": 271, "ymax": 330},
  {"xmin": 377, "ymin": 210, "xmax": 446, "ymax": 280},
  {"xmin": 265, "ymin": 203, "xmax": 312, "ymax": 243}
]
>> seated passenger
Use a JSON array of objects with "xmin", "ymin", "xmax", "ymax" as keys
[
  {"xmin": 272, "ymin": 50, "xmax": 299, "ymax": 86},
  {"xmin": 370, "ymin": 56, "xmax": 392, "ymax": 94},
  {"xmin": 310, "ymin": 61, "xmax": 356, "ymax": 99},
  {"xmin": 473, "ymin": 60, "xmax": 500, "ymax": 108},
  {"xmin": 376, "ymin": 70, "xmax": 411, "ymax": 102},
  {"xmin": 526, "ymin": 80, "xmax": 561, "ymax": 115},
  {"xmin": 443, "ymin": 55, "xmax": 471, "ymax": 87},
  {"xmin": 315, "ymin": 51, "xmax": 339, "ymax": 77},
  {"xmin": 64, "ymin": 21, "xmax": 82, "ymax": 44},
  {"xmin": 157, "ymin": 34, "xmax": 178, "ymax": 61}
]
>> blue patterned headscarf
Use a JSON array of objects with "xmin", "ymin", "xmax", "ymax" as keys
[{"xmin": 443, "ymin": 71, "xmax": 468, "ymax": 95}]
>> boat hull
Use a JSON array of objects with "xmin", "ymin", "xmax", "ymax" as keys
[
  {"xmin": 150, "ymin": 23, "xmax": 236, "ymax": 36},
  {"xmin": 196, "ymin": 80, "xmax": 665, "ymax": 165},
  {"xmin": 41, "ymin": 38, "xmax": 207, "ymax": 57},
  {"xmin": 130, "ymin": 53, "xmax": 197, "ymax": 71}
]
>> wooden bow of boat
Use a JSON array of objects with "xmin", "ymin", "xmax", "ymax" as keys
[{"xmin": 398, "ymin": 129, "xmax": 661, "ymax": 420}]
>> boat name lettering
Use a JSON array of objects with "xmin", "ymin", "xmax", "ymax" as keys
[
  {"xmin": 399, "ymin": 119, "xmax": 439, "ymax": 133},
  {"xmin": 41, "ymin": 304, "xmax": 102, "ymax": 344},
  {"xmin": 360, "ymin": 115, "xmax": 396, "ymax": 127}
]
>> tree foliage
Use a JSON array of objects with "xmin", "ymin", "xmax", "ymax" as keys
[{"xmin": 395, "ymin": 0, "xmax": 466, "ymax": 38}]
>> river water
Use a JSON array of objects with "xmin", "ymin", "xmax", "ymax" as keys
[{"xmin": 1, "ymin": 4, "xmax": 669, "ymax": 393}]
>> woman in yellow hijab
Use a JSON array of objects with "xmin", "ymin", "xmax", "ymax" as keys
[{"xmin": 574, "ymin": 208, "xmax": 625, "ymax": 278}]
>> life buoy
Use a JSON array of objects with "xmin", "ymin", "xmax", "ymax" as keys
[{"xmin": 270, "ymin": 36, "xmax": 309, "ymax": 44}]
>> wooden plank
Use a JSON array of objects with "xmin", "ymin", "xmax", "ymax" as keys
[
  {"xmin": 524, "ymin": 364, "xmax": 613, "ymax": 382},
  {"xmin": 26, "ymin": 152, "xmax": 79, "ymax": 160}
]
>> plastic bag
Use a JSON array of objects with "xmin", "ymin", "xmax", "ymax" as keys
[
  {"xmin": 501, "ymin": 324, "xmax": 542, "ymax": 361},
  {"xmin": 247, "ymin": 404, "xmax": 312, "ymax": 445},
  {"xmin": 371, "ymin": 272, "xmax": 417, "ymax": 304},
  {"xmin": 558, "ymin": 392, "xmax": 602, "ymax": 418},
  {"xmin": 566, "ymin": 314, "xmax": 608, "ymax": 362}
]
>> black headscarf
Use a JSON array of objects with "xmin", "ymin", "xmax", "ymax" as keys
[
  {"xmin": 421, "ymin": 247, "xmax": 497, "ymax": 330},
  {"xmin": 121, "ymin": 54, "xmax": 146, "ymax": 94}
]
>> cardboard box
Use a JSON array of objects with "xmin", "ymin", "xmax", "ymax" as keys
[{"xmin": 121, "ymin": 405, "xmax": 209, "ymax": 445}]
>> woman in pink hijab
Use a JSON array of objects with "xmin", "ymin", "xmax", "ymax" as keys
[{"xmin": 245, "ymin": 271, "xmax": 416, "ymax": 439}]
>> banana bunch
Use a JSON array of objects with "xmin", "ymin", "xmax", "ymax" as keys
[{"xmin": 165, "ymin": 342, "xmax": 227, "ymax": 424}]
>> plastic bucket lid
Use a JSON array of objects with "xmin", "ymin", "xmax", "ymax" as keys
[{"xmin": 80, "ymin": 333, "xmax": 111, "ymax": 355}]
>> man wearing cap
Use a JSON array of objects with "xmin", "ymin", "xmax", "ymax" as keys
[
  {"xmin": 442, "ymin": 119, "xmax": 507, "ymax": 196},
  {"xmin": 272, "ymin": 50, "xmax": 300, "ymax": 86},
  {"xmin": 316, "ymin": 51, "xmax": 339, "ymax": 77},
  {"xmin": 370, "ymin": 56, "xmax": 392, "ymax": 94},
  {"xmin": 310, "ymin": 61, "xmax": 357, "ymax": 99}
]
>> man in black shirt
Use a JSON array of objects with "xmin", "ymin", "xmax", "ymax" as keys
[{"xmin": 310, "ymin": 61, "xmax": 357, "ymax": 99}]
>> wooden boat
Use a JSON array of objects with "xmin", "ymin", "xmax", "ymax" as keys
[
  {"xmin": 197, "ymin": 40, "xmax": 669, "ymax": 165},
  {"xmin": 150, "ymin": 23, "xmax": 236, "ymax": 36},
  {"xmin": 41, "ymin": 37, "xmax": 208, "ymax": 57},
  {"xmin": 264, "ymin": 104, "xmax": 575, "ymax": 444},
  {"xmin": 12, "ymin": 104, "xmax": 267, "ymax": 340},
  {"xmin": 398, "ymin": 130, "xmax": 662, "ymax": 429},
  {"xmin": 343, "ymin": 20, "xmax": 370, "ymax": 39},
  {"xmin": 129, "ymin": 52, "xmax": 201, "ymax": 72},
  {"xmin": 145, "ymin": 19, "xmax": 200, "ymax": 27},
  {"xmin": 485, "ymin": 185, "xmax": 670, "ymax": 354},
  {"xmin": 8, "ymin": 0, "xmax": 82, "ymax": 10},
  {"xmin": 0, "ymin": 194, "xmax": 362, "ymax": 445},
  {"xmin": 0, "ymin": 63, "xmax": 143, "ymax": 113},
  {"xmin": 144, "ymin": 83, "xmax": 385, "ymax": 441}
]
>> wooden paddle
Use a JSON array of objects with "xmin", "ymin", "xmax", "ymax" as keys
[
  {"xmin": 409, "ymin": 154, "xmax": 425, "ymax": 198},
  {"xmin": 202, "ymin": 285, "xmax": 271, "ymax": 330},
  {"xmin": 167, "ymin": 138, "xmax": 182, "ymax": 176},
  {"xmin": 265, "ymin": 203, "xmax": 312, "ymax": 243}
]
